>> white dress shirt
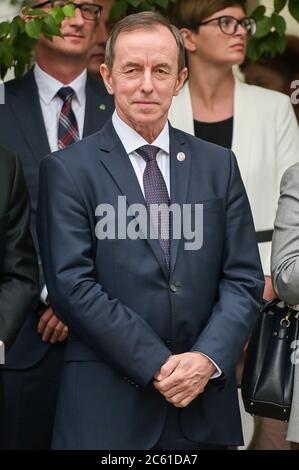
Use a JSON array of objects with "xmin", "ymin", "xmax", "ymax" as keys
[
  {"xmin": 112, "ymin": 111, "xmax": 170, "ymax": 196},
  {"xmin": 35, "ymin": 64, "xmax": 87, "ymax": 305},
  {"xmin": 112, "ymin": 111, "xmax": 221, "ymax": 378},
  {"xmin": 34, "ymin": 63, "xmax": 87, "ymax": 152}
]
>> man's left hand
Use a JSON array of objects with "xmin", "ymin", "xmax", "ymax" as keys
[
  {"xmin": 153, "ymin": 352, "xmax": 216, "ymax": 408},
  {"xmin": 37, "ymin": 306, "xmax": 68, "ymax": 343}
]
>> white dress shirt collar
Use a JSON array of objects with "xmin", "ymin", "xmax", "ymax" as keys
[
  {"xmin": 34, "ymin": 63, "xmax": 87, "ymax": 106},
  {"xmin": 112, "ymin": 110, "xmax": 170, "ymax": 155}
]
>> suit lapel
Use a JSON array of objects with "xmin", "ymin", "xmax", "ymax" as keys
[
  {"xmin": 97, "ymin": 120, "xmax": 169, "ymax": 279},
  {"xmin": 169, "ymin": 125, "xmax": 191, "ymax": 275},
  {"xmin": 7, "ymin": 69, "xmax": 50, "ymax": 165},
  {"xmin": 232, "ymin": 78, "xmax": 255, "ymax": 187},
  {"xmin": 83, "ymin": 76, "xmax": 114, "ymax": 137}
]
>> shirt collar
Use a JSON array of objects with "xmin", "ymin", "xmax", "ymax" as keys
[
  {"xmin": 34, "ymin": 63, "xmax": 87, "ymax": 106},
  {"xmin": 112, "ymin": 110, "xmax": 169, "ymax": 156}
]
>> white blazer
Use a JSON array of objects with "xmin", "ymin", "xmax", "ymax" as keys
[{"xmin": 169, "ymin": 79, "xmax": 299, "ymax": 274}]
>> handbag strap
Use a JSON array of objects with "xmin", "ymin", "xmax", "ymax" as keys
[{"xmin": 261, "ymin": 298, "xmax": 299, "ymax": 321}]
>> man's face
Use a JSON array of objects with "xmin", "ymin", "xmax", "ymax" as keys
[
  {"xmin": 88, "ymin": 0, "xmax": 115, "ymax": 78},
  {"xmin": 100, "ymin": 25, "xmax": 187, "ymax": 134},
  {"xmin": 34, "ymin": 0, "xmax": 99, "ymax": 58}
]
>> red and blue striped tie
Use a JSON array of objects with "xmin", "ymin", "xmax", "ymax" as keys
[{"xmin": 57, "ymin": 87, "xmax": 80, "ymax": 149}]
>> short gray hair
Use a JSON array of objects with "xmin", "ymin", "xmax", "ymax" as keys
[{"xmin": 105, "ymin": 11, "xmax": 186, "ymax": 73}]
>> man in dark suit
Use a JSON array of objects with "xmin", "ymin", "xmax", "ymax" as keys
[
  {"xmin": 87, "ymin": 0, "xmax": 115, "ymax": 80},
  {"xmin": 37, "ymin": 12, "xmax": 264, "ymax": 449},
  {"xmin": 0, "ymin": 0, "xmax": 113, "ymax": 449},
  {"xmin": 0, "ymin": 147, "xmax": 38, "ymax": 448}
]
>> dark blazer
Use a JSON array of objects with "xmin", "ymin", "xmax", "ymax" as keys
[
  {"xmin": 0, "ymin": 147, "xmax": 38, "ymax": 445},
  {"xmin": 37, "ymin": 120, "xmax": 264, "ymax": 449},
  {"xmin": 0, "ymin": 68, "xmax": 114, "ymax": 369}
]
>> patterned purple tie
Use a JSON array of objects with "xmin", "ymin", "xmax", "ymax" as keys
[
  {"xmin": 57, "ymin": 87, "xmax": 80, "ymax": 149},
  {"xmin": 136, "ymin": 145, "xmax": 170, "ymax": 268}
]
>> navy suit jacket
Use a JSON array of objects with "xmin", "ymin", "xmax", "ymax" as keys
[
  {"xmin": 0, "ymin": 147, "xmax": 38, "ymax": 447},
  {"xmin": 0, "ymin": 69, "xmax": 114, "ymax": 369},
  {"xmin": 37, "ymin": 120, "xmax": 264, "ymax": 449}
]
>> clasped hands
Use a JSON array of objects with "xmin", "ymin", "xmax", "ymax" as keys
[{"xmin": 153, "ymin": 352, "xmax": 216, "ymax": 408}]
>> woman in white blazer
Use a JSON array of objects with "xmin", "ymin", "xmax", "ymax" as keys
[
  {"xmin": 169, "ymin": 0, "xmax": 299, "ymax": 280},
  {"xmin": 169, "ymin": 0, "xmax": 299, "ymax": 449}
]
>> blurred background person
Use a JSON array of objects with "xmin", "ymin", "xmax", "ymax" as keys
[
  {"xmin": 0, "ymin": 0, "xmax": 114, "ymax": 449},
  {"xmin": 169, "ymin": 0, "xmax": 299, "ymax": 450},
  {"xmin": 241, "ymin": 34, "xmax": 299, "ymax": 123},
  {"xmin": 87, "ymin": 0, "xmax": 115, "ymax": 80},
  {"xmin": 271, "ymin": 161, "xmax": 299, "ymax": 450},
  {"xmin": 0, "ymin": 147, "xmax": 38, "ymax": 449}
]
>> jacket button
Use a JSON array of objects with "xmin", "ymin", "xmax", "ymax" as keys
[{"xmin": 169, "ymin": 283, "xmax": 178, "ymax": 293}]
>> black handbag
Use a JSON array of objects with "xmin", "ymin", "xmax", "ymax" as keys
[{"xmin": 241, "ymin": 298, "xmax": 299, "ymax": 421}]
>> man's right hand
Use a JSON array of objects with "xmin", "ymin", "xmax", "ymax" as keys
[
  {"xmin": 37, "ymin": 306, "xmax": 68, "ymax": 343},
  {"xmin": 263, "ymin": 275, "xmax": 276, "ymax": 301}
]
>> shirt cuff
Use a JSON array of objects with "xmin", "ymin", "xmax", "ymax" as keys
[
  {"xmin": 40, "ymin": 285, "xmax": 49, "ymax": 306},
  {"xmin": 200, "ymin": 353, "xmax": 222, "ymax": 379}
]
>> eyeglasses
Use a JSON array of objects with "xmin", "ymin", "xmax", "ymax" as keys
[
  {"xmin": 198, "ymin": 15, "xmax": 256, "ymax": 37},
  {"xmin": 32, "ymin": 1, "xmax": 102, "ymax": 21}
]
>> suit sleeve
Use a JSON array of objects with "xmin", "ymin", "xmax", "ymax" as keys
[
  {"xmin": 191, "ymin": 151, "xmax": 264, "ymax": 379},
  {"xmin": 0, "ymin": 153, "xmax": 39, "ymax": 350},
  {"xmin": 271, "ymin": 163, "xmax": 299, "ymax": 305},
  {"xmin": 37, "ymin": 155, "xmax": 171, "ymax": 387},
  {"xmin": 275, "ymin": 95, "xmax": 299, "ymax": 185}
]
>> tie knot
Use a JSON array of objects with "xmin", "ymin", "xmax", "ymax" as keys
[
  {"xmin": 57, "ymin": 86, "xmax": 75, "ymax": 103},
  {"xmin": 136, "ymin": 145, "xmax": 160, "ymax": 163}
]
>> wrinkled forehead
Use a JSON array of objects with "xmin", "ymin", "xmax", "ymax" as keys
[{"xmin": 114, "ymin": 26, "xmax": 179, "ymax": 59}]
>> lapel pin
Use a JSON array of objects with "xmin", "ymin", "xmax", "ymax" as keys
[
  {"xmin": 177, "ymin": 152, "xmax": 186, "ymax": 162},
  {"xmin": 99, "ymin": 104, "xmax": 106, "ymax": 111}
]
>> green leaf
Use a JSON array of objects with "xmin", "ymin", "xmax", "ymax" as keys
[
  {"xmin": 15, "ymin": 16, "xmax": 25, "ymax": 33},
  {"xmin": 50, "ymin": 7, "xmax": 65, "ymax": 24},
  {"xmin": 0, "ymin": 22, "xmax": 10, "ymax": 38},
  {"xmin": 42, "ymin": 15, "xmax": 62, "ymax": 37},
  {"xmin": 274, "ymin": 0, "xmax": 287, "ymax": 13},
  {"xmin": 246, "ymin": 38, "xmax": 260, "ymax": 62},
  {"xmin": 0, "ymin": 64, "xmax": 8, "ymax": 81},
  {"xmin": 271, "ymin": 14, "xmax": 286, "ymax": 36},
  {"xmin": 24, "ymin": 8, "xmax": 48, "ymax": 17},
  {"xmin": 110, "ymin": 0, "xmax": 128, "ymax": 20},
  {"xmin": 127, "ymin": 0, "xmax": 141, "ymax": 7},
  {"xmin": 255, "ymin": 16, "xmax": 272, "ymax": 38},
  {"xmin": 153, "ymin": 0, "xmax": 168, "ymax": 9},
  {"xmin": 138, "ymin": 1, "xmax": 154, "ymax": 11},
  {"xmin": 9, "ymin": 17, "xmax": 20, "ymax": 42},
  {"xmin": 62, "ymin": 4, "xmax": 75, "ymax": 18},
  {"xmin": 251, "ymin": 5, "xmax": 266, "ymax": 21},
  {"xmin": 25, "ymin": 19, "xmax": 42, "ymax": 39},
  {"xmin": 289, "ymin": 0, "xmax": 299, "ymax": 21},
  {"xmin": 275, "ymin": 33, "xmax": 286, "ymax": 54},
  {"xmin": 1, "ymin": 42, "xmax": 14, "ymax": 68}
]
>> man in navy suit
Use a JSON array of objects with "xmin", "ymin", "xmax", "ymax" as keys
[
  {"xmin": 0, "ymin": 0, "xmax": 113, "ymax": 449},
  {"xmin": 0, "ymin": 147, "xmax": 38, "ymax": 448},
  {"xmin": 37, "ymin": 12, "xmax": 264, "ymax": 450}
]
